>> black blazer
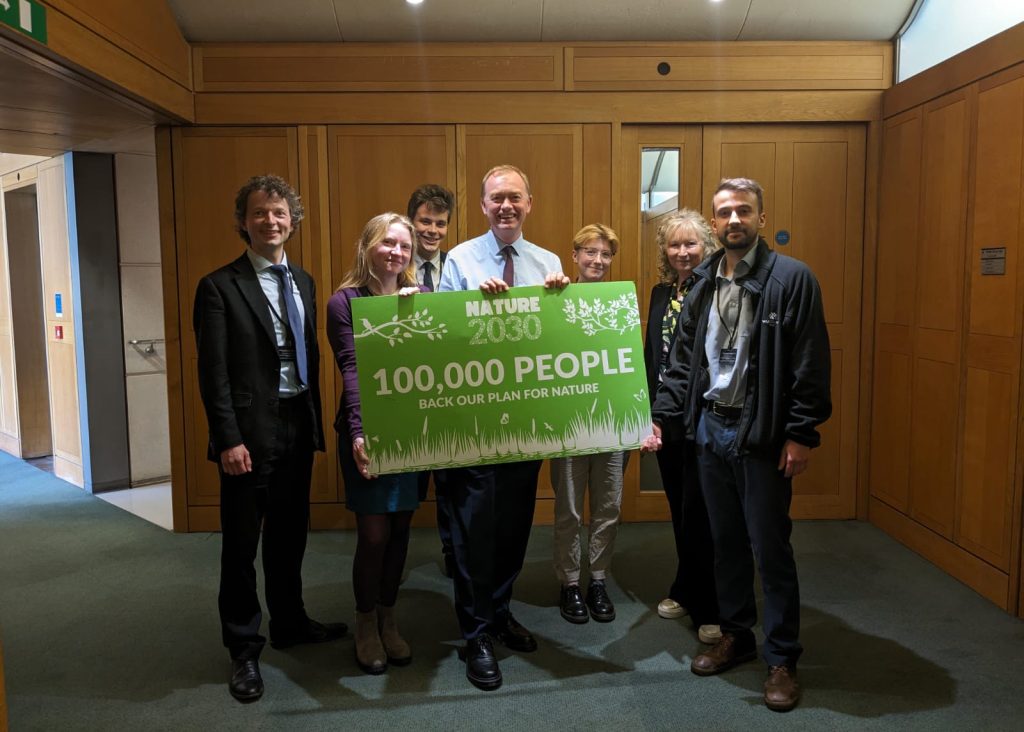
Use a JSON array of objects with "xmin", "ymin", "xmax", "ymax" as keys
[
  {"xmin": 193, "ymin": 252, "xmax": 325, "ymax": 463},
  {"xmin": 644, "ymin": 282, "xmax": 676, "ymax": 406}
]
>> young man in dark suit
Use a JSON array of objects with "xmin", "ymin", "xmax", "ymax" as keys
[
  {"xmin": 194, "ymin": 175, "xmax": 345, "ymax": 703},
  {"xmin": 406, "ymin": 183, "xmax": 456, "ymax": 576}
]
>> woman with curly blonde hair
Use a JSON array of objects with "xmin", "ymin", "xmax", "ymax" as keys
[{"xmin": 642, "ymin": 209, "xmax": 721, "ymax": 644}]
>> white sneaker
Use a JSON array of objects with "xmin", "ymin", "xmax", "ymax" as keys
[
  {"xmin": 657, "ymin": 598, "xmax": 688, "ymax": 619},
  {"xmin": 698, "ymin": 624, "xmax": 722, "ymax": 644}
]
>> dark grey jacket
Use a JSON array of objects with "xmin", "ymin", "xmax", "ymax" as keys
[{"xmin": 651, "ymin": 240, "xmax": 831, "ymax": 457}]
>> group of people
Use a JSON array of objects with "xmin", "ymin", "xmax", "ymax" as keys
[{"xmin": 193, "ymin": 166, "xmax": 831, "ymax": 713}]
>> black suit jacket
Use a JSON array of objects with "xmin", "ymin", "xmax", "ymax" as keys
[{"xmin": 193, "ymin": 252, "xmax": 325, "ymax": 464}]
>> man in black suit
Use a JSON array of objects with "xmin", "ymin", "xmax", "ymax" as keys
[
  {"xmin": 194, "ymin": 174, "xmax": 345, "ymax": 703},
  {"xmin": 406, "ymin": 184, "xmax": 456, "ymax": 576}
]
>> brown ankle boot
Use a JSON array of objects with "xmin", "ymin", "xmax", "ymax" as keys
[
  {"xmin": 377, "ymin": 605, "xmax": 412, "ymax": 665},
  {"xmin": 354, "ymin": 610, "xmax": 387, "ymax": 675}
]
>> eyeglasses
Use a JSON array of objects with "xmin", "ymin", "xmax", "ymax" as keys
[{"xmin": 579, "ymin": 248, "xmax": 614, "ymax": 261}]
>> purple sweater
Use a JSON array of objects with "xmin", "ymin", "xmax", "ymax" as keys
[{"xmin": 326, "ymin": 286, "xmax": 427, "ymax": 441}]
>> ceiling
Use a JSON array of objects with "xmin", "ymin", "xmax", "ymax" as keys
[{"xmin": 167, "ymin": 0, "xmax": 918, "ymax": 44}]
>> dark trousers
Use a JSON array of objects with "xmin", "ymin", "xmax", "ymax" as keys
[
  {"xmin": 418, "ymin": 471, "xmax": 453, "ymax": 559},
  {"xmin": 218, "ymin": 394, "xmax": 313, "ymax": 661},
  {"xmin": 655, "ymin": 437, "xmax": 719, "ymax": 626},
  {"xmin": 695, "ymin": 408, "xmax": 801, "ymax": 668},
  {"xmin": 436, "ymin": 460, "xmax": 541, "ymax": 639}
]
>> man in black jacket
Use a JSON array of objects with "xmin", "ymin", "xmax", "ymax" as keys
[
  {"xmin": 643, "ymin": 177, "xmax": 831, "ymax": 712},
  {"xmin": 194, "ymin": 175, "xmax": 345, "ymax": 703}
]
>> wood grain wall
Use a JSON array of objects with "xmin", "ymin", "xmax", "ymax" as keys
[
  {"xmin": 871, "ymin": 22, "xmax": 1024, "ymax": 614},
  {"xmin": 156, "ymin": 40, "xmax": 889, "ymax": 532}
]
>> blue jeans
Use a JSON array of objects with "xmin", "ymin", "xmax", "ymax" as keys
[{"xmin": 695, "ymin": 408, "xmax": 802, "ymax": 668}]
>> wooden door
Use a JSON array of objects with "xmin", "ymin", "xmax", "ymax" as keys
[
  {"xmin": 326, "ymin": 124, "xmax": 456, "ymax": 527},
  {"xmin": 458, "ymin": 124, "xmax": 584, "ymax": 522},
  {"xmin": 703, "ymin": 124, "xmax": 866, "ymax": 519},
  {"xmin": 171, "ymin": 127, "xmax": 302, "ymax": 531},
  {"xmin": 618, "ymin": 125, "xmax": 702, "ymax": 522}
]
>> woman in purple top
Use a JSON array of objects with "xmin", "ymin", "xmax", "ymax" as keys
[{"xmin": 326, "ymin": 212, "xmax": 425, "ymax": 675}]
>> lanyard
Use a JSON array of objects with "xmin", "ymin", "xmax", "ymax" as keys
[{"xmin": 716, "ymin": 280, "xmax": 744, "ymax": 350}]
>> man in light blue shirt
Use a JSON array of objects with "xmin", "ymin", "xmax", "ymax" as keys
[{"xmin": 436, "ymin": 165, "xmax": 568, "ymax": 691}]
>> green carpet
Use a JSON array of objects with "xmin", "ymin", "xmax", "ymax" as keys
[{"xmin": 2, "ymin": 449, "xmax": 1023, "ymax": 731}]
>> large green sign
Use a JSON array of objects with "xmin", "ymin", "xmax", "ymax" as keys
[
  {"xmin": 352, "ymin": 282, "xmax": 652, "ymax": 475},
  {"xmin": 0, "ymin": 0, "xmax": 47, "ymax": 45}
]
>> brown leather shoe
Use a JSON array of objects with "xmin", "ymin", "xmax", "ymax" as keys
[
  {"xmin": 690, "ymin": 632, "xmax": 757, "ymax": 676},
  {"xmin": 764, "ymin": 665, "xmax": 801, "ymax": 712}
]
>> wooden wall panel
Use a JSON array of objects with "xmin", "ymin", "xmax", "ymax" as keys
[
  {"xmin": 298, "ymin": 126, "xmax": 336, "ymax": 509},
  {"xmin": 460, "ymin": 124, "xmax": 583, "ymax": 268},
  {"xmin": 875, "ymin": 111, "xmax": 922, "ymax": 326},
  {"xmin": 869, "ymin": 349, "xmax": 911, "ymax": 511},
  {"xmin": 569, "ymin": 42, "xmax": 891, "ymax": 91},
  {"xmin": 194, "ymin": 90, "xmax": 881, "ymax": 126},
  {"xmin": 195, "ymin": 44, "xmax": 562, "ymax": 93},
  {"xmin": 45, "ymin": 0, "xmax": 191, "ymax": 88},
  {"xmin": 915, "ymin": 94, "xmax": 969, "ymax": 333},
  {"xmin": 907, "ymin": 357, "xmax": 958, "ymax": 538},
  {"xmin": 328, "ymin": 125, "xmax": 456, "ymax": 287},
  {"xmin": 170, "ymin": 128, "xmax": 300, "ymax": 508},
  {"xmin": 959, "ymin": 367, "xmax": 1015, "ymax": 569}
]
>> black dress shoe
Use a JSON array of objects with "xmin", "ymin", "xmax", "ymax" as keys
[
  {"xmin": 229, "ymin": 658, "xmax": 263, "ymax": 702},
  {"xmin": 560, "ymin": 585, "xmax": 589, "ymax": 624},
  {"xmin": 493, "ymin": 614, "xmax": 538, "ymax": 652},
  {"xmin": 586, "ymin": 580, "xmax": 616, "ymax": 622},
  {"xmin": 463, "ymin": 634, "xmax": 502, "ymax": 691},
  {"xmin": 271, "ymin": 618, "xmax": 348, "ymax": 649}
]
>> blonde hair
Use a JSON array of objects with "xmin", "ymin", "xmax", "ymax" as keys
[
  {"xmin": 480, "ymin": 164, "xmax": 532, "ymax": 198},
  {"xmin": 573, "ymin": 223, "xmax": 620, "ymax": 255},
  {"xmin": 655, "ymin": 209, "xmax": 717, "ymax": 285},
  {"xmin": 336, "ymin": 212, "xmax": 417, "ymax": 291}
]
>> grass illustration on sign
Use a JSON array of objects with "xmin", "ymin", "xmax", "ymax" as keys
[{"xmin": 369, "ymin": 401, "xmax": 651, "ymax": 474}]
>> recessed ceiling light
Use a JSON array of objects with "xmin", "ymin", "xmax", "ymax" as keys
[{"xmin": 407, "ymin": 0, "xmax": 424, "ymax": 5}]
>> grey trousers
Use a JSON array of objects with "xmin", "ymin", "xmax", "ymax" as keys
[{"xmin": 550, "ymin": 451, "xmax": 625, "ymax": 585}]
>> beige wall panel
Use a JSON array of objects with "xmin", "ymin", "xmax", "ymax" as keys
[
  {"xmin": 958, "ymin": 367, "xmax": 1015, "ymax": 570},
  {"xmin": 908, "ymin": 358, "xmax": 958, "ymax": 538},
  {"xmin": 125, "ymin": 372, "xmax": 172, "ymax": 482},
  {"xmin": 47, "ymin": 339, "xmax": 80, "ymax": 460},
  {"xmin": 460, "ymin": 124, "xmax": 583, "ymax": 269},
  {"xmin": 869, "ymin": 349, "xmax": 911, "ymax": 511},
  {"xmin": 196, "ymin": 44, "xmax": 561, "ymax": 92},
  {"xmin": 36, "ymin": 158, "xmax": 83, "ymax": 484},
  {"xmin": 876, "ymin": 111, "xmax": 922, "ymax": 326},
  {"xmin": 0, "ymin": 190, "xmax": 18, "ymax": 447},
  {"xmin": 915, "ymin": 95, "xmax": 969, "ymax": 333},
  {"xmin": 968, "ymin": 78, "xmax": 1023, "ymax": 339}
]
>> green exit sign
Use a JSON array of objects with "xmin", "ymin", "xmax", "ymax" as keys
[{"xmin": 0, "ymin": 0, "xmax": 47, "ymax": 45}]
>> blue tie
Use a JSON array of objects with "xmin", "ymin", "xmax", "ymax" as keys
[{"xmin": 269, "ymin": 264, "xmax": 308, "ymax": 386}]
